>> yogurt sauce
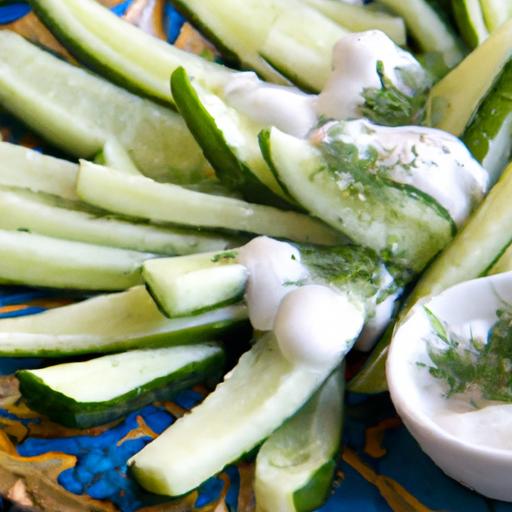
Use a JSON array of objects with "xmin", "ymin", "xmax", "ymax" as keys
[
  {"xmin": 315, "ymin": 30, "xmax": 427, "ymax": 120},
  {"xmin": 222, "ymin": 30, "xmax": 427, "ymax": 135},
  {"xmin": 315, "ymin": 118, "xmax": 489, "ymax": 226},
  {"xmin": 223, "ymin": 73, "xmax": 317, "ymax": 138},
  {"xmin": 238, "ymin": 236, "xmax": 365, "ymax": 366}
]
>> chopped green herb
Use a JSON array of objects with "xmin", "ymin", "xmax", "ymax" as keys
[
  {"xmin": 424, "ymin": 306, "xmax": 512, "ymax": 402},
  {"xmin": 211, "ymin": 250, "xmax": 238, "ymax": 263},
  {"xmin": 361, "ymin": 61, "xmax": 429, "ymax": 127}
]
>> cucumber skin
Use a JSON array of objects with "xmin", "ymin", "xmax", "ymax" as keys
[
  {"xmin": 171, "ymin": 67, "xmax": 294, "ymax": 209},
  {"xmin": 17, "ymin": 351, "xmax": 225, "ymax": 428},
  {"xmin": 170, "ymin": 0, "xmax": 242, "ymax": 68},
  {"xmin": 293, "ymin": 460, "xmax": 337, "ymax": 512},
  {"xmin": 463, "ymin": 60, "xmax": 512, "ymax": 181},
  {"xmin": 29, "ymin": 0, "xmax": 172, "ymax": 106}
]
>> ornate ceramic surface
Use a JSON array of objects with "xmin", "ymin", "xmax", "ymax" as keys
[{"xmin": 0, "ymin": 2, "xmax": 510, "ymax": 510}]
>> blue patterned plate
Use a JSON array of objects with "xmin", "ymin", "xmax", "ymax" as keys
[{"xmin": 0, "ymin": 2, "xmax": 510, "ymax": 510}]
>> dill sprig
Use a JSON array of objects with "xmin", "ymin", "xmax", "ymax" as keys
[{"xmin": 424, "ymin": 306, "xmax": 512, "ymax": 402}]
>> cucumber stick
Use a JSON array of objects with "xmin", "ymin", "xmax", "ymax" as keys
[
  {"xmin": 0, "ymin": 229, "xmax": 155, "ymax": 290},
  {"xmin": 254, "ymin": 368, "xmax": 344, "ymax": 512},
  {"xmin": 96, "ymin": 139, "xmax": 142, "ymax": 176},
  {"xmin": 350, "ymin": 160, "xmax": 512, "ymax": 394},
  {"xmin": 0, "ymin": 286, "xmax": 247, "ymax": 357},
  {"xmin": 129, "ymin": 333, "xmax": 345, "ymax": 496},
  {"xmin": 462, "ymin": 59, "xmax": 512, "ymax": 184},
  {"xmin": 0, "ymin": 141, "xmax": 78, "ymax": 200},
  {"xmin": 0, "ymin": 187, "xmax": 237, "ymax": 256},
  {"xmin": 480, "ymin": 0, "xmax": 512, "ymax": 32},
  {"xmin": 76, "ymin": 161, "xmax": 342, "ymax": 246},
  {"xmin": 452, "ymin": 0, "xmax": 489, "ymax": 48},
  {"xmin": 145, "ymin": 243, "xmax": 400, "ymax": 319},
  {"xmin": 377, "ymin": 0, "xmax": 464, "ymax": 67},
  {"xmin": 144, "ymin": 252, "xmax": 247, "ymax": 318},
  {"xmin": 28, "ymin": 0, "xmax": 229, "ymax": 104},
  {"xmin": 171, "ymin": 67, "xmax": 292, "ymax": 207},
  {"xmin": 17, "ymin": 344, "xmax": 225, "ymax": 428},
  {"xmin": 303, "ymin": 0, "xmax": 406, "ymax": 45},
  {"xmin": 172, "ymin": 0, "xmax": 347, "ymax": 91},
  {"xmin": 0, "ymin": 30, "xmax": 207, "ymax": 183},
  {"xmin": 260, "ymin": 128, "xmax": 454, "ymax": 272},
  {"xmin": 427, "ymin": 18, "xmax": 512, "ymax": 135}
]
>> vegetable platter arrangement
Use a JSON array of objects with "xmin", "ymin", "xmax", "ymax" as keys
[{"xmin": 1, "ymin": 0, "xmax": 512, "ymax": 510}]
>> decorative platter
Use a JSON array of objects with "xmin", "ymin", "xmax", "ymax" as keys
[{"xmin": 0, "ymin": 1, "xmax": 511, "ymax": 511}]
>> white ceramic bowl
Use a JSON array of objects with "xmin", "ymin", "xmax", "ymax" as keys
[{"xmin": 387, "ymin": 271, "xmax": 512, "ymax": 501}]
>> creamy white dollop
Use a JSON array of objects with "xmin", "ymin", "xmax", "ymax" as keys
[
  {"xmin": 315, "ymin": 30, "xmax": 427, "ymax": 120},
  {"xmin": 237, "ymin": 236, "xmax": 308, "ymax": 331},
  {"xmin": 274, "ymin": 284, "xmax": 364, "ymax": 367},
  {"xmin": 223, "ymin": 72, "xmax": 317, "ymax": 138},
  {"xmin": 356, "ymin": 265, "xmax": 399, "ymax": 352},
  {"xmin": 316, "ymin": 118, "xmax": 488, "ymax": 225}
]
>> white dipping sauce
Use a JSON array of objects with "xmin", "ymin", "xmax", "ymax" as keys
[
  {"xmin": 274, "ymin": 284, "xmax": 364, "ymax": 367},
  {"xmin": 317, "ymin": 118, "xmax": 488, "ymax": 225},
  {"xmin": 315, "ymin": 30, "xmax": 425, "ymax": 120},
  {"xmin": 223, "ymin": 72, "xmax": 317, "ymax": 138},
  {"xmin": 237, "ymin": 237, "xmax": 308, "ymax": 331}
]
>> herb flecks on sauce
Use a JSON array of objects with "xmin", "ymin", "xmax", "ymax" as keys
[
  {"xmin": 423, "ymin": 306, "xmax": 512, "ymax": 403},
  {"xmin": 361, "ymin": 61, "xmax": 429, "ymax": 127}
]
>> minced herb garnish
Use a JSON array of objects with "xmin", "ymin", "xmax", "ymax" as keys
[
  {"xmin": 423, "ymin": 306, "xmax": 512, "ymax": 402},
  {"xmin": 361, "ymin": 61, "xmax": 429, "ymax": 127}
]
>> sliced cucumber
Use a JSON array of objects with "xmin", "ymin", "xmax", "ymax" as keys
[
  {"xmin": 96, "ymin": 138, "xmax": 142, "ymax": 176},
  {"xmin": 304, "ymin": 0, "xmax": 406, "ymax": 45},
  {"xmin": 17, "ymin": 344, "xmax": 225, "ymax": 428},
  {"xmin": 254, "ymin": 368, "xmax": 344, "ymax": 512},
  {"xmin": 480, "ymin": 0, "xmax": 512, "ymax": 32},
  {"xmin": 377, "ymin": 0, "xmax": 464, "ymax": 67},
  {"xmin": 0, "ymin": 229, "xmax": 155, "ymax": 290},
  {"xmin": 172, "ymin": 0, "xmax": 347, "ymax": 91},
  {"xmin": 260, "ymin": 128, "xmax": 454, "ymax": 272},
  {"xmin": 257, "ymin": 4, "xmax": 348, "ymax": 91},
  {"xmin": 0, "ymin": 30, "xmax": 207, "ymax": 183},
  {"xmin": 144, "ymin": 252, "xmax": 247, "ymax": 318},
  {"xmin": 350, "ymin": 160, "xmax": 512, "ymax": 394},
  {"xmin": 426, "ymin": 18, "xmax": 512, "ymax": 135},
  {"xmin": 462, "ymin": 60, "xmax": 512, "ymax": 184},
  {"xmin": 144, "ymin": 243, "xmax": 401, "ymax": 321},
  {"xmin": 0, "ymin": 187, "xmax": 237, "ymax": 256},
  {"xmin": 171, "ymin": 67, "xmax": 292, "ymax": 207},
  {"xmin": 129, "ymin": 333, "xmax": 342, "ymax": 496},
  {"xmin": 171, "ymin": 0, "xmax": 288, "ymax": 83},
  {"xmin": 77, "ymin": 161, "xmax": 342, "ymax": 246},
  {"xmin": 0, "ymin": 286, "xmax": 248, "ymax": 357},
  {"xmin": 0, "ymin": 140, "xmax": 78, "ymax": 200},
  {"xmin": 452, "ymin": 0, "xmax": 489, "ymax": 48},
  {"xmin": 28, "ymin": 0, "xmax": 229, "ymax": 104}
]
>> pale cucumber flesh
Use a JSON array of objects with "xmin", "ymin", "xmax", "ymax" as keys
[
  {"xmin": 262, "ymin": 128, "xmax": 453, "ymax": 272},
  {"xmin": 17, "ymin": 344, "xmax": 225, "ymax": 428},
  {"xmin": 77, "ymin": 161, "xmax": 342, "ymax": 246},
  {"xmin": 0, "ymin": 187, "xmax": 237, "ymax": 256},
  {"xmin": 0, "ymin": 229, "xmax": 154, "ymax": 291},
  {"xmin": 29, "ymin": 0, "xmax": 230, "ymax": 104},
  {"xmin": 0, "ymin": 140, "xmax": 78, "ymax": 200},
  {"xmin": 255, "ymin": 368, "xmax": 344, "ymax": 512},
  {"xmin": 426, "ymin": 18, "xmax": 512, "ymax": 135},
  {"xmin": 143, "ymin": 252, "xmax": 247, "ymax": 317},
  {"xmin": 129, "ymin": 333, "xmax": 338, "ymax": 496},
  {"xmin": 0, "ymin": 30, "xmax": 207, "ymax": 183},
  {"xmin": 0, "ymin": 286, "xmax": 248, "ymax": 357}
]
